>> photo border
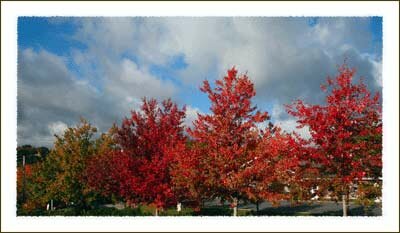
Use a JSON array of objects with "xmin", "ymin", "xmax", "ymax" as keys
[{"xmin": 1, "ymin": 1, "xmax": 399, "ymax": 232}]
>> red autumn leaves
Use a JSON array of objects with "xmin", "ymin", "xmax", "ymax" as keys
[
  {"xmin": 85, "ymin": 64, "xmax": 382, "ymax": 214},
  {"xmin": 87, "ymin": 99, "xmax": 186, "ymax": 209},
  {"xmin": 286, "ymin": 64, "xmax": 382, "ymax": 212}
]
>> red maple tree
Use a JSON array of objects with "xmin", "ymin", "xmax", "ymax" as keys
[
  {"xmin": 169, "ymin": 140, "xmax": 208, "ymax": 210},
  {"xmin": 287, "ymin": 63, "xmax": 382, "ymax": 216},
  {"xmin": 120, "ymin": 98, "xmax": 186, "ymax": 214},
  {"xmin": 240, "ymin": 126, "xmax": 303, "ymax": 210},
  {"xmin": 187, "ymin": 67, "xmax": 272, "ymax": 216},
  {"xmin": 86, "ymin": 150, "xmax": 136, "ymax": 203},
  {"xmin": 87, "ymin": 98, "xmax": 186, "ymax": 215}
]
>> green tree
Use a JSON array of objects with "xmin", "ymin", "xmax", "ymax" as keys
[{"xmin": 31, "ymin": 118, "xmax": 108, "ymax": 212}]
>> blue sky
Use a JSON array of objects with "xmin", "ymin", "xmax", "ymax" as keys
[
  {"xmin": 17, "ymin": 17, "xmax": 382, "ymax": 146},
  {"xmin": 19, "ymin": 18, "xmax": 86, "ymax": 56}
]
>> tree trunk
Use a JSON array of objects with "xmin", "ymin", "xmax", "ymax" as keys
[
  {"xmin": 364, "ymin": 206, "xmax": 369, "ymax": 216},
  {"xmin": 22, "ymin": 156, "xmax": 26, "ymax": 203},
  {"xmin": 155, "ymin": 208, "xmax": 159, "ymax": 216},
  {"xmin": 342, "ymin": 194, "xmax": 348, "ymax": 217},
  {"xmin": 233, "ymin": 198, "xmax": 238, "ymax": 216},
  {"xmin": 256, "ymin": 200, "xmax": 259, "ymax": 213}
]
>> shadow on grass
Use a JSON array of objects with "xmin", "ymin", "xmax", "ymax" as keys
[
  {"xmin": 314, "ymin": 205, "xmax": 381, "ymax": 216},
  {"xmin": 253, "ymin": 203, "xmax": 322, "ymax": 216},
  {"xmin": 19, "ymin": 206, "xmax": 152, "ymax": 216},
  {"xmin": 194, "ymin": 206, "xmax": 232, "ymax": 216}
]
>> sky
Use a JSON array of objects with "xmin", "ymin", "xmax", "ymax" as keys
[{"xmin": 17, "ymin": 17, "xmax": 382, "ymax": 147}]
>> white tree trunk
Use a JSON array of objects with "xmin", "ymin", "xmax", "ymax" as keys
[
  {"xmin": 155, "ymin": 208, "xmax": 159, "ymax": 216},
  {"xmin": 233, "ymin": 198, "xmax": 238, "ymax": 216},
  {"xmin": 342, "ymin": 194, "xmax": 348, "ymax": 217}
]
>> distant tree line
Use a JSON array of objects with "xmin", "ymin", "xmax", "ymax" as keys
[{"xmin": 17, "ymin": 145, "xmax": 50, "ymax": 166}]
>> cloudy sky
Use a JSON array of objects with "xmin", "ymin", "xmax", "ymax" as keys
[{"xmin": 17, "ymin": 17, "xmax": 382, "ymax": 147}]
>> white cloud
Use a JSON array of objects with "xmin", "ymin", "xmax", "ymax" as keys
[
  {"xmin": 371, "ymin": 58, "xmax": 382, "ymax": 87},
  {"xmin": 18, "ymin": 47, "xmax": 180, "ymax": 147},
  {"xmin": 120, "ymin": 17, "xmax": 380, "ymax": 104},
  {"xmin": 48, "ymin": 121, "xmax": 68, "ymax": 136},
  {"xmin": 270, "ymin": 104, "xmax": 311, "ymax": 139},
  {"xmin": 105, "ymin": 58, "xmax": 176, "ymax": 100},
  {"xmin": 102, "ymin": 57, "xmax": 178, "ymax": 117},
  {"xmin": 69, "ymin": 18, "xmax": 381, "ymax": 106},
  {"xmin": 310, "ymin": 18, "xmax": 373, "ymax": 53},
  {"xmin": 275, "ymin": 118, "xmax": 311, "ymax": 139},
  {"xmin": 184, "ymin": 105, "xmax": 202, "ymax": 128}
]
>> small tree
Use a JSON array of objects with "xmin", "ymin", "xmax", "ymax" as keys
[
  {"xmin": 31, "ymin": 119, "xmax": 99, "ymax": 212},
  {"xmin": 287, "ymin": 63, "xmax": 382, "ymax": 216}
]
